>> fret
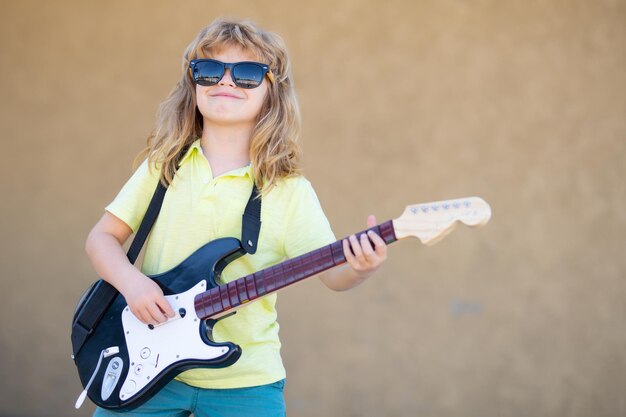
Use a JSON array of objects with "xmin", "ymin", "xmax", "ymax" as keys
[
  {"xmin": 205, "ymin": 290, "xmax": 215, "ymax": 317},
  {"xmin": 274, "ymin": 262, "xmax": 284, "ymax": 287},
  {"xmin": 267, "ymin": 264, "xmax": 278, "ymax": 290},
  {"xmin": 282, "ymin": 262, "xmax": 291, "ymax": 286},
  {"xmin": 219, "ymin": 285, "xmax": 231, "ymax": 310},
  {"xmin": 330, "ymin": 241, "xmax": 345, "ymax": 265},
  {"xmin": 273, "ymin": 264, "xmax": 283, "ymax": 291},
  {"xmin": 237, "ymin": 279, "xmax": 248, "ymax": 303},
  {"xmin": 227, "ymin": 282, "xmax": 239, "ymax": 307},
  {"xmin": 303, "ymin": 250, "xmax": 317, "ymax": 277},
  {"xmin": 296, "ymin": 255, "xmax": 313, "ymax": 281},
  {"xmin": 317, "ymin": 246, "xmax": 334, "ymax": 272},
  {"xmin": 193, "ymin": 293, "xmax": 203, "ymax": 317},
  {"xmin": 292, "ymin": 253, "xmax": 308, "ymax": 282},
  {"xmin": 281, "ymin": 261, "xmax": 292, "ymax": 286},
  {"xmin": 211, "ymin": 288, "xmax": 221, "ymax": 314},
  {"xmin": 292, "ymin": 256, "xmax": 305, "ymax": 283},
  {"xmin": 303, "ymin": 253, "xmax": 314, "ymax": 277},
  {"xmin": 279, "ymin": 261, "xmax": 289, "ymax": 288},
  {"xmin": 255, "ymin": 270, "xmax": 266, "ymax": 296},
  {"xmin": 285, "ymin": 256, "xmax": 300, "ymax": 286},
  {"xmin": 194, "ymin": 293, "xmax": 208, "ymax": 318},
  {"xmin": 196, "ymin": 289, "xmax": 212, "ymax": 318},
  {"xmin": 299, "ymin": 256, "xmax": 307, "ymax": 278},
  {"xmin": 292, "ymin": 259, "xmax": 301, "ymax": 284},
  {"xmin": 262, "ymin": 268, "xmax": 271, "ymax": 293},
  {"xmin": 263, "ymin": 267, "xmax": 273, "ymax": 293},
  {"xmin": 378, "ymin": 220, "xmax": 397, "ymax": 244},
  {"xmin": 304, "ymin": 249, "xmax": 317, "ymax": 277},
  {"xmin": 245, "ymin": 274, "xmax": 258, "ymax": 299}
]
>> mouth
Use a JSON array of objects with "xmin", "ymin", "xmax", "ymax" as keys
[{"xmin": 210, "ymin": 92, "xmax": 242, "ymax": 99}]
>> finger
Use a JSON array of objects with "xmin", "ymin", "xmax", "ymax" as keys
[
  {"xmin": 136, "ymin": 307, "xmax": 156, "ymax": 326},
  {"xmin": 367, "ymin": 231, "xmax": 387, "ymax": 255},
  {"xmin": 147, "ymin": 302, "xmax": 168, "ymax": 324},
  {"xmin": 367, "ymin": 215, "xmax": 377, "ymax": 228},
  {"xmin": 130, "ymin": 306, "xmax": 147, "ymax": 324},
  {"xmin": 349, "ymin": 234, "xmax": 363, "ymax": 259},
  {"xmin": 360, "ymin": 233, "xmax": 375, "ymax": 258},
  {"xmin": 157, "ymin": 297, "xmax": 176, "ymax": 318},
  {"xmin": 343, "ymin": 238, "xmax": 356, "ymax": 263}
]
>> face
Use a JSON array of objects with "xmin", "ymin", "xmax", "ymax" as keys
[{"xmin": 194, "ymin": 45, "xmax": 269, "ymax": 129}]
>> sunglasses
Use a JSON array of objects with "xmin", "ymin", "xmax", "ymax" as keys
[{"xmin": 189, "ymin": 59, "xmax": 274, "ymax": 89}]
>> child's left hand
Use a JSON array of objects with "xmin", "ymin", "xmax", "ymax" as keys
[{"xmin": 342, "ymin": 215, "xmax": 388, "ymax": 279}]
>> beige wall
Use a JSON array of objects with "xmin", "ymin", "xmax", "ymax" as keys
[{"xmin": 1, "ymin": 1, "xmax": 625, "ymax": 416}]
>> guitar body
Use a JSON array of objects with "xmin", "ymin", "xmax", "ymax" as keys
[{"xmin": 73, "ymin": 237, "xmax": 246, "ymax": 411}]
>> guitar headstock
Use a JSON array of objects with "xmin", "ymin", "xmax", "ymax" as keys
[{"xmin": 392, "ymin": 197, "xmax": 491, "ymax": 246}]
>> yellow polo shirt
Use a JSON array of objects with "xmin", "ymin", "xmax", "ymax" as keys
[{"xmin": 105, "ymin": 139, "xmax": 335, "ymax": 388}]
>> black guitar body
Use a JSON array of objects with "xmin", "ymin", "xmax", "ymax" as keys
[{"xmin": 73, "ymin": 238, "xmax": 246, "ymax": 411}]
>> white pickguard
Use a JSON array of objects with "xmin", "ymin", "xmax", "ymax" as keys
[{"xmin": 118, "ymin": 280, "xmax": 230, "ymax": 401}]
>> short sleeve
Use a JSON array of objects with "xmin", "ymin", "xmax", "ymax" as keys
[
  {"xmin": 105, "ymin": 159, "xmax": 161, "ymax": 232},
  {"xmin": 282, "ymin": 178, "xmax": 336, "ymax": 259}
]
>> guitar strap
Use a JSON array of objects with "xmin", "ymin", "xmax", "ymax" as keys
[{"xmin": 71, "ymin": 179, "xmax": 261, "ymax": 358}]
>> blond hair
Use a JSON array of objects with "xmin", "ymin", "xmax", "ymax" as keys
[{"xmin": 138, "ymin": 18, "xmax": 301, "ymax": 193}]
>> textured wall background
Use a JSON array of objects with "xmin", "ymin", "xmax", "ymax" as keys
[{"xmin": 1, "ymin": 1, "xmax": 624, "ymax": 416}]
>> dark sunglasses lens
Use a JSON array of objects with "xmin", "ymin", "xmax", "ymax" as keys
[
  {"xmin": 193, "ymin": 61, "xmax": 224, "ymax": 86},
  {"xmin": 232, "ymin": 63, "xmax": 265, "ymax": 88}
]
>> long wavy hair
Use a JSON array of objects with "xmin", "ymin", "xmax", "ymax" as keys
[{"xmin": 137, "ymin": 18, "xmax": 302, "ymax": 193}]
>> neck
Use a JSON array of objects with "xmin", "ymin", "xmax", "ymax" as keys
[
  {"xmin": 201, "ymin": 123, "xmax": 253, "ymax": 177},
  {"xmin": 194, "ymin": 221, "xmax": 398, "ymax": 320}
]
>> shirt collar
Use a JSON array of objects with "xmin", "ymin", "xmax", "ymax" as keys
[
  {"xmin": 226, "ymin": 164, "xmax": 253, "ymax": 178},
  {"xmin": 179, "ymin": 139, "xmax": 252, "ymax": 179},
  {"xmin": 178, "ymin": 139, "xmax": 203, "ymax": 166}
]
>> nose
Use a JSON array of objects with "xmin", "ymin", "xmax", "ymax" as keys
[{"xmin": 218, "ymin": 68, "xmax": 236, "ymax": 87}]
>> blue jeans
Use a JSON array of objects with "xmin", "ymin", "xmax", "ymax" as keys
[{"xmin": 93, "ymin": 379, "xmax": 286, "ymax": 417}]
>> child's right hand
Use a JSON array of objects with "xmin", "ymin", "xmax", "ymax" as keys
[
  {"xmin": 120, "ymin": 271, "xmax": 176, "ymax": 326},
  {"xmin": 85, "ymin": 211, "xmax": 175, "ymax": 325}
]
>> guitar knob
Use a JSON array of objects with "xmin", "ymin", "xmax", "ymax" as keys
[
  {"xmin": 123, "ymin": 380, "xmax": 137, "ymax": 394},
  {"xmin": 140, "ymin": 347, "xmax": 151, "ymax": 359}
]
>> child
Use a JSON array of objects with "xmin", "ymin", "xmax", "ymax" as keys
[{"xmin": 86, "ymin": 18, "xmax": 387, "ymax": 417}]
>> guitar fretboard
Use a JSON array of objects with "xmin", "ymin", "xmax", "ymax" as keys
[{"xmin": 194, "ymin": 220, "xmax": 397, "ymax": 319}]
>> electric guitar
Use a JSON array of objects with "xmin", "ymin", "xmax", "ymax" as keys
[{"xmin": 73, "ymin": 196, "xmax": 491, "ymax": 410}]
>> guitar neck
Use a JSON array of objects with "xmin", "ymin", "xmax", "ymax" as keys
[{"xmin": 194, "ymin": 220, "xmax": 398, "ymax": 320}]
